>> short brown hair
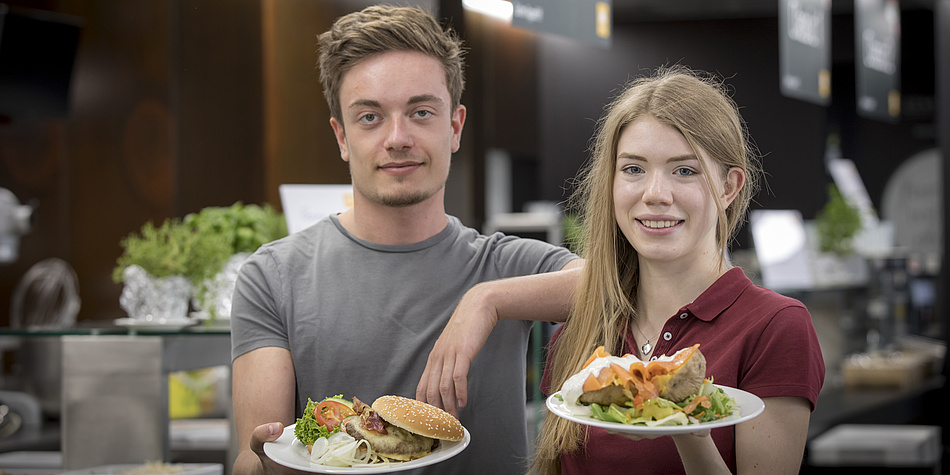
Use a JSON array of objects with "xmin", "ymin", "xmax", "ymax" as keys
[{"xmin": 317, "ymin": 5, "xmax": 466, "ymax": 121}]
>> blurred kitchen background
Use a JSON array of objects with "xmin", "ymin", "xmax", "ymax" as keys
[{"xmin": 0, "ymin": 0, "xmax": 948, "ymax": 473}]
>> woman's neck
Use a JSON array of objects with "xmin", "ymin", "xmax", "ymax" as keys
[{"xmin": 636, "ymin": 254, "xmax": 730, "ymax": 327}]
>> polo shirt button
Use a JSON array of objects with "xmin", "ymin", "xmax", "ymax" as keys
[
  {"xmin": 679, "ymin": 312, "xmax": 688, "ymax": 319},
  {"xmin": 663, "ymin": 332, "xmax": 672, "ymax": 341}
]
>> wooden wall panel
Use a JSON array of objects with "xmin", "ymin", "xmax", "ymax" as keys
[
  {"xmin": 261, "ymin": 0, "xmax": 349, "ymax": 207},
  {"xmin": 177, "ymin": 0, "xmax": 265, "ymax": 213},
  {"xmin": 0, "ymin": 0, "xmax": 268, "ymax": 325}
]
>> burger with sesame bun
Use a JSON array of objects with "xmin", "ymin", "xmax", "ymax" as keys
[{"xmin": 341, "ymin": 395, "xmax": 465, "ymax": 461}]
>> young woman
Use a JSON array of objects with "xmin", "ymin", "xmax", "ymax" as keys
[{"xmin": 532, "ymin": 67, "xmax": 825, "ymax": 474}]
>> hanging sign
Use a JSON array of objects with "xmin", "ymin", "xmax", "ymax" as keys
[
  {"xmin": 855, "ymin": 0, "xmax": 901, "ymax": 122},
  {"xmin": 512, "ymin": 0, "xmax": 612, "ymax": 48},
  {"xmin": 778, "ymin": 0, "xmax": 832, "ymax": 105}
]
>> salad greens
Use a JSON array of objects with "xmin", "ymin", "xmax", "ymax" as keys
[
  {"xmin": 588, "ymin": 380, "xmax": 737, "ymax": 426},
  {"xmin": 294, "ymin": 398, "xmax": 336, "ymax": 445},
  {"xmin": 294, "ymin": 395, "xmax": 353, "ymax": 445}
]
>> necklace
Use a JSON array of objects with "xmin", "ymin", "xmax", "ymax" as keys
[{"xmin": 634, "ymin": 319, "xmax": 661, "ymax": 356}]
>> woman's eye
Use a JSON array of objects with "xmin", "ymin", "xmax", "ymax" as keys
[
  {"xmin": 675, "ymin": 167, "xmax": 697, "ymax": 176},
  {"xmin": 622, "ymin": 164, "xmax": 643, "ymax": 174}
]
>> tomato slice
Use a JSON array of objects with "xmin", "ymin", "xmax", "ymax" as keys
[{"xmin": 314, "ymin": 400, "xmax": 356, "ymax": 430}]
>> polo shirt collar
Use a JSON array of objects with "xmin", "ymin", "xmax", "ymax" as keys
[{"xmin": 682, "ymin": 267, "xmax": 752, "ymax": 322}]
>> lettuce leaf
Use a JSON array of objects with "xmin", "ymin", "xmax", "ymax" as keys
[{"xmin": 293, "ymin": 398, "xmax": 335, "ymax": 445}]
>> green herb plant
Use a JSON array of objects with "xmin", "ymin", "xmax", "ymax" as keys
[
  {"xmin": 815, "ymin": 184, "xmax": 864, "ymax": 255},
  {"xmin": 183, "ymin": 202, "xmax": 288, "ymax": 256},
  {"xmin": 112, "ymin": 218, "xmax": 232, "ymax": 287},
  {"xmin": 113, "ymin": 202, "xmax": 287, "ymax": 290},
  {"xmin": 182, "ymin": 202, "xmax": 288, "ymax": 317}
]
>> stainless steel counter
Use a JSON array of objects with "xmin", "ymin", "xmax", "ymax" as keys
[{"xmin": 1, "ymin": 325, "xmax": 233, "ymax": 471}]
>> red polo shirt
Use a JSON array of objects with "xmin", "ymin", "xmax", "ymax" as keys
[{"xmin": 541, "ymin": 267, "xmax": 825, "ymax": 474}]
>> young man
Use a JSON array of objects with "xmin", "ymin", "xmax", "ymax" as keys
[{"xmin": 230, "ymin": 6, "xmax": 580, "ymax": 474}]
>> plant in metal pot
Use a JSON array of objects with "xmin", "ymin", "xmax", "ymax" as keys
[
  {"xmin": 182, "ymin": 202, "xmax": 288, "ymax": 321},
  {"xmin": 113, "ymin": 218, "xmax": 232, "ymax": 322}
]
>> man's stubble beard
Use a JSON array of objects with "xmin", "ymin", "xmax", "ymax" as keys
[{"xmin": 353, "ymin": 171, "xmax": 450, "ymax": 208}]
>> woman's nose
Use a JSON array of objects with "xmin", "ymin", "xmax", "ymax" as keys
[{"xmin": 643, "ymin": 172, "xmax": 672, "ymax": 204}]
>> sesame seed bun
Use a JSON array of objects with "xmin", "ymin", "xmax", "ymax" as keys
[{"xmin": 371, "ymin": 395, "xmax": 465, "ymax": 442}]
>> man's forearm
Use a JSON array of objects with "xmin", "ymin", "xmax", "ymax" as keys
[{"xmin": 480, "ymin": 260, "xmax": 582, "ymax": 324}]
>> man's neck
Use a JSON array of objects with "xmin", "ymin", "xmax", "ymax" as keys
[{"xmin": 337, "ymin": 199, "xmax": 449, "ymax": 245}]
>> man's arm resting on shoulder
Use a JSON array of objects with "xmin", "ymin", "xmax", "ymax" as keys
[
  {"xmin": 232, "ymin": 346, "xmax": 299, "ymax": 475},
  {"xmin": 417, "ymin": 259, "xmax": 583, "ymax": 416}
]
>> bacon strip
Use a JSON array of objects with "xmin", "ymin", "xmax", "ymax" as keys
[{"xmin": 352, "ymin": 396, "xmax": 388, "ymax": 434}]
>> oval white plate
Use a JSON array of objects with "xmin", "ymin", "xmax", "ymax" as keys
[
  {"xmin": 263, "ymin": 423, "xmax": 471, "ymax": 473},
  {"xmin": 546, "ymin": 385, "xmax": 765, "ymax": 435},
  {"xmin": 114, "ymin": 317, "xmax": 197, "ymax": 331}
]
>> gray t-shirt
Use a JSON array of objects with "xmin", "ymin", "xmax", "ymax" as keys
[{"xmin": 231, "ymin": 214, "xmax": 577, "ymax": 475}]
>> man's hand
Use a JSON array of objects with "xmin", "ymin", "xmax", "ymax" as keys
[
  {"xmin": 416, "ymin": 263, "xmax": 582, "ymax": 417},
  {"xmin": 416, "ymin": 284, "xmax": 498, "ymax": 418},
  {"xmin": 251, "ymin": 421, "xmax": 284, "ymax": 460},
  {"xmin": 238, "ymin": 421, "xmax": 317, "ymax": 474}
]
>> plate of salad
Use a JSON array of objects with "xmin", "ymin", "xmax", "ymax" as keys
[
  {"xmin": 263, "ymin": 396, "xmax": 470, "ymax": 473},
  {"xmin": 546, "ymin": 382, "xmax": 764, "ymax": 435}
]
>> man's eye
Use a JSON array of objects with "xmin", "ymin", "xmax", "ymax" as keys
[
  {"xmin": 359, "ymin": 113, "xmax": 378, "ymax": 123},
  {"xmin": 414, "ymin": 110, "xmax": 432, "ymax": 118}
]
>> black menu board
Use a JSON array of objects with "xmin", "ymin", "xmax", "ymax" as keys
[
  {"xmin": 512, "ymin": 0, "xmax": 612, "ymax": 48},
  {"xmin": 779, "ymin": 0, "xmax": 832, "ymax": 106},
  {"xmin": 855, "ymin": 0, "xmax": 901, "ymax": 122}
]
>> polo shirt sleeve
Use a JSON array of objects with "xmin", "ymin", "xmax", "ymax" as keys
[{"xmin": 739, "ymin": 304, "xmax": 826, "ymax": 410}]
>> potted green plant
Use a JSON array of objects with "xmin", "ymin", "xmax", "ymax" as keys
[
  {"xmin": 815, "ymin": 184, "xmax": 863, "ymax": 256},
  {"xmin": 182, "ymin": 202, "xmax": 288, "ymax": 322},
  {"xmin": 113, "ymin": 218, "xmax": 232, "ymax": 322}
]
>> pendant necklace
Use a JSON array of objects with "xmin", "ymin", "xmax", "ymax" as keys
[{"xmin": 634, "ymin": 319, "xmax": 661, "ymax": 356}]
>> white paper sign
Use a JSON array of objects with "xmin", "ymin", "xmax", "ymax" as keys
[
  {"xmin": 279, "ymin": 184, "xmax": 353, "ymax": 234},
  {"xmin": 750, "ymin": 209, "xmax": 814, "ymax": 291}
]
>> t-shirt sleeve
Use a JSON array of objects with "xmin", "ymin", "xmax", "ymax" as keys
[
  {"xmin": 490, "ymin": 234, "xmax": 578, "ymax": 276},
  {"xmin": 230, "ymin": 248, "xmax": 291, "ymax": 361},
  {"xmin": 740, "ymin": 304, "xmax": 826, "ymax": 410}
]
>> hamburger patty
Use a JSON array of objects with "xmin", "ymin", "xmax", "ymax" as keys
[{"xmin": 342, "ymin": 416, "xmax": 437, "ymax": 461}]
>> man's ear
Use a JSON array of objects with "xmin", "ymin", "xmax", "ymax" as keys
[
  {"xmin": 450, "ymin": 105, "xmax": 466, "ymax": 153},
  {"xmin": 330, "ymin": 117, "xmax": 348, "ymax": 161}
]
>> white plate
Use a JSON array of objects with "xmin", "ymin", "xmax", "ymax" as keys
[
  {"xmin": 189, "ymin": 312, "xmax": 231, "ymax": 330},
  {"xmin": 264, "ymin": 423, "xmax": 471, "ymax": 473},
  {"xmin": 114, "ymin": 317, "xmax": 198, "ymax": 331},
  {"xmin": 546, "ymin": 385, "xmax": 765, "ymax": 435}
]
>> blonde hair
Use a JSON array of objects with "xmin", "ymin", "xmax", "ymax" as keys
[
  {"xmin": 530, "ymin": 66, "xmax": 761, "ymax": 474},
  {"xmin": 317, "ymin": 5, "xmax": 466, "ymax": 122}
]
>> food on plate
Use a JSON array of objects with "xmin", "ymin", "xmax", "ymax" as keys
[
  {"xmin": 578, "ymin": 344, "xmax": 706, "ymax": 406},
  {"xmin": 559, "ymin": 344, "xmax": 737, "ymax": 426},
  {"xmin": 294, "ymin": 395, "xmax": 356, "ymax": 450},
  {"xmin": 291, "ymin": 394, "xmax": 464, "ymax": 467},
  {"xmin": 342, "ymin": 395, "xmax": 464, "ymax": 461}
]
